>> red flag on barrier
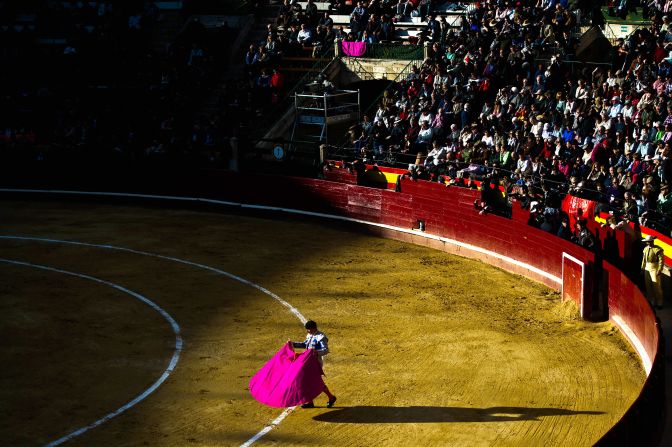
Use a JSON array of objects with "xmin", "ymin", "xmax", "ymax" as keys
[{"xmin": 562, "ymin": 195, "xmax": 596, "ymax": 230}]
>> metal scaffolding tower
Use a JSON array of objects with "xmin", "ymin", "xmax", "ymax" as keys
[{"xmin": 290, "ymin": 88, "xmax": 360, "ymax": 147}]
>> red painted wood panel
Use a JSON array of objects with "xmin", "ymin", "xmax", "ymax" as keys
[
  {"xmin": 323, "ymin": 167, "xmax": 358, "ymax": 185},
  {"xmin": 605, "ymin": 262, "xmax": 658, "ymax": 358}
]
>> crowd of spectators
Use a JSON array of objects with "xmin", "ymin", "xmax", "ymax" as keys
[
  {"xmin": 1, "ymin": 1, "xmax": 234, "ymax": 169},
  {"xmin": 244, "ymin": 0, "xmax": 458, "ymax": 85},
  {"xmin": 2, "ymin": 1, "xmax": 671, "ymax": 238},
  {"xmin": 269, "ymin": 0, "xmax": 456, "ymax": 49},
  {"xmin": 239, "ymin": 0, "xmax": 442, "ymax": 136},
  {"xmin": 337, "ymin": 0, "xmax": 672, "ymax": 238}
]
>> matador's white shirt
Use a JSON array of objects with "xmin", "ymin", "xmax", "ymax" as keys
[{"xmin": 293, "ymin": 331, "xmax": 329, "ymax": 365}]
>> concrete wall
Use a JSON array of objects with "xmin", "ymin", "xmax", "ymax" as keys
[{"xmin": 339, "ymin": 57, "xmax": 420, "ymax": 81}]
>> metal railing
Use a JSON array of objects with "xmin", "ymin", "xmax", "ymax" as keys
[
  {"xmin": 291, "ymin": 89, "xmax": 361, "ymax": 145},
  {"xmin": 533, "ymin": 58, "xmax": 614, "ymax": 75},
  {"xmin": 344, "ymin": 57, "xmax": 376, "ymax": 80},
  {"xmin": 283, "ymin": 48, "xmax": 337, "ymax": 99},
  {"xmin": 252, "ymin": 47, "xmax": 337, "ymax": 140}
]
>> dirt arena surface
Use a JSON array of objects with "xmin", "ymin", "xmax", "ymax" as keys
[{"xmin": 0, "ymin": 200, "xmax": 645, "ymax": 446}]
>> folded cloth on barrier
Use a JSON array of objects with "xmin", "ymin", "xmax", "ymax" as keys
[
  {"xmin": 341, "ymin": 41, "xmax": 367, "ymax": 57},
  {"xmin": 249, "ymin": 343, "xmax": 325, "ymax": 407}
]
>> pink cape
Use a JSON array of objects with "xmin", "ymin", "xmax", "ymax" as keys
[
  {"xmin": 249, "ymin": 343, "xmax": 325, "ymax": 407},
  {"xmin": 341, "ymin": 41, "xmax": 367, "ymax": 57}
]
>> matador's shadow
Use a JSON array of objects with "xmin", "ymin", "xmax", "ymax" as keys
[{"xmin": 312, "ymin": 406, "xmax": 604, "ymax": 423}]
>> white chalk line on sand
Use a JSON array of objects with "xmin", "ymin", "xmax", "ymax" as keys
[
  {"xmin": 0, "ymin": 257, "xmax": 182, "ymax": 447},
  {"xmin": 0, "ymin": 236, "xmax": 305, "ymax": 447},
  {"xmin": 0, "ymin": 236, "xmax": 306, "ymax": 325},
  {"xmin": 239, "ymin": 408, "xmax": 295, "ymax": 447},
  {"xmin": 0, "ymin": 188, "xmax": 562, "ymax": 286}
]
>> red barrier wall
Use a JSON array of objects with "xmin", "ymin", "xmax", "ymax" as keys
[
  {"xmin": 596, "ymin": 261, "xmax": 664, "ymax": 445},
  {"xmin": 605, "ymin": 262, "xmax": 659, "ymax": 373},
  {"xmin": 213, "ymin": 172, "xmax": 593, "ymax": 290}
]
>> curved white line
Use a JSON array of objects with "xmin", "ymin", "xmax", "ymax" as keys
[
  {"xmin": 0, "ymin": 235, "xmax": 306, "ymax": 324},
  {"xmin": 239, "ymin": 408, "xmax": 295, "ymax": 447},
  {"xmin": 612, "ymin": 315, "xmax": 652, "ymax": 375},
  {"xmin": 0, "ymin": 188, "xmax": 562, "ymax": 285},
  {"xmin": 0, "ymin": 258, "xmax": 183, "ymax": 447},
  {"xmin": 0, "ymin": 235, "xmax": 303, "ymax": 446}
]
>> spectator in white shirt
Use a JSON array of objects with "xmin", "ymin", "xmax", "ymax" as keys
[
  {"xmin": 297, "ymin": 24, "xmax": 313, "ymax": 45},
  {"xmin": 609, "ymin": 96, "xmax": 623, "ymax": 118},
  {"xmin": 481, "ymin": 129, "xmax": 494, "ymax": 148}
]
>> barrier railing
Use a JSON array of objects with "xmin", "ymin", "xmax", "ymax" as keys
[
  {"xmin": 359, "ymin": 42, "xmax": 424, "ymax": 60},
  {"xmin": 252, "ymin": 47, "xmax": 336, "ymax": 140},
  {"xmin": 533, "ymin": 58, "xmax": 614, "ymax": 75}
]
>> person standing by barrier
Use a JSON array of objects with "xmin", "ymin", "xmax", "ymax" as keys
[
  {"xmin": 641, "ymin": 235, "xmax": 665, "ymax": 309},
  {"xmin": 289, "ymin": 320, "xmax": 337, "ymax": 408}
]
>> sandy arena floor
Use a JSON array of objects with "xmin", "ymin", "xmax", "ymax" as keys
[{"xmin": 0, "ymin": 200, "xmax": 645, "ymax": 446}]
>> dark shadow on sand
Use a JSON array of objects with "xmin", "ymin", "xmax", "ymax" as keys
[{"xmin": 312, "ymin": 406, "xmax": 605, "ymax": 423}]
